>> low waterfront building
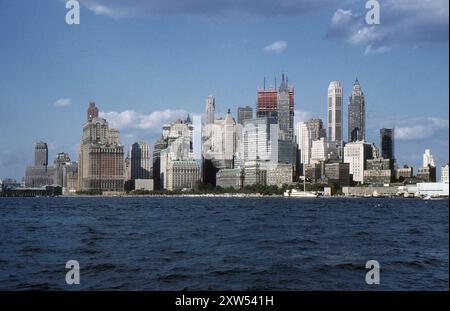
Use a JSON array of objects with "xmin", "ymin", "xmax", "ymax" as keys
[
  {"xmin": 216, "ymin": 168, "xmax": 243, "ymax": 189},
  {"xmin": 0, "ymin": 185, "xmax": 62, "ymax": 197},
  {"xmin": 404, "ymin": 182, "xmax": 449, "ymax": 197},
  {"xmin": 244, "ymin": 161, "xmax": 267, "ymax": 186},
  {"xmin": 395, "ymin": 165, "xmax": 413, "ymax": 180},
  {"xmin": 441, "ymin": 164, "xmax": 449, "ymax": 183},
  {"xmin": 324, "ymin": 162, "xmax": 350, "ymax": 187},
  {"xmin": 266, "ymin": 164, "xmax": 293, "ymax": 186},
  {"xmin": 304, "ymin": 163, "xmax": 322, "ymax": 183},
  {"xmin": 134, "ymin": 179, "xmax": 154, "ymax": 191},
  {"xmin": 417, "ymin": 165, "xmax": 437, "ymax": 182},
  {"xmin": 342, "ymin": 186, "xmax": 400, "ymax": 197},
  {"xmin": 25, "ymin": 166, "xmax": 55, "ymax": 187},
  {"xmin": 166, "ymin": 160, "xmax": 200, "ymax": 191},
  {"xmin": 363, "ymin": 158, "xmax": 392, "ymax": 185},
  {"xmin": 0, "ymin": 179, "xmax": 21, "ymax": 196}
]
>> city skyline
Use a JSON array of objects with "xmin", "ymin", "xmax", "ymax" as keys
[{"xmin": 0, "ymin": 0, "xmax": 449, "ymax": 180}]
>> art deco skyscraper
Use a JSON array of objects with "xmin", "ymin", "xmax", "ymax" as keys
[
  {"xmin": 205, "ymin": 95, "xmax": 215, "ymax": 125},
  {"xmin": 327, "ymin": 81, "xmax": 343, "ymax": 143},
  {"xmin": 348, "ymin": 78, "xmax": 365, "ymax": 142},
  {"xmin": 78, "ymin": 102, "xmax": 124, "ymax": 192},
  {"xmin": 34, "ymin": 142, "xmax": 48, "ymax": 167},
  {"xmin": 25, "ymin": 141, "xmax": 52, "ymax": 187}
]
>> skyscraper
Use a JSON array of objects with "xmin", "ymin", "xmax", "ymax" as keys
[
  {"xmin": 87, "ymin": 102, "xmax": 99, "ymax": 120},
  {"xmin": 277, "ymin": 74, "xmax": 294, "ymax": 140},
  {"xmin": 237, "ymin": 106, "xmax": 253, "ymax": 125},
  {"xmin": 242, "ymin": 117, "xmax": 279, "ymax": 164},
  {"xmin": 423, "ymin": 149, "xmax": 435, "ymax": 167},
  {"xmin": 348, "ymin": 78, "xmax": 365, "ymax": 142},
  {"xmin": 306, "ymin": 119, "xmax": 326, "ymax": 141},
  {"xmin": 78, "ymin": 102, "xmax": 125, "ymax": 192},
  {"xmin": 223, "ymin": 109, "xmax": 237, "ymax": 162},
  {"xmin": 25, "ymin": 141, "xmax": 53, "ymax": 187},
  {"xmin": 159, "ymin": 117, "xmax": 197, "ymax": 190},
  {"xmin": 34, "ymin": 142, "xmax": 48, "ymax": 167},
  {"xmin": 130, "ymin": 141, "xmax": 151, "ymax": 180},
  {"xmin": 296, "ymin": 122, "xmax": 311, "ymax": 174},
  {"xmin": 256, "ymin": 74, "xmax": 294, "ymax": 140},
  {"xmin": 327, "ymin": 81, "xmax": 343, "ymax": 143},
  {"xmin": 205, "ymin": 95, "xmax": 215, "ymax": 125},
  {"xmin": 152, "ymin": 137, "xmax": 168, "ymax": 190},
  {"xmin": 53, "ymin": 152, "xmax": 71, "ymax": 187},
  {"xmin": 344, "ymin": 141, "xmax": 374, "ymax": 184},
  {"xmin": 380, "ymin": 128, "xmax": 395, "ymax": 163}
]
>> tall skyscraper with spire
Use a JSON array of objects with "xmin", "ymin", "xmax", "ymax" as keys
[
  {"xmin": 348, "ymin": 78, "xmax": 365, "ymax": 142},
  {"xmin": 327, "ymin": 81, "xmax": 343, "ymax": 143},
  {"xmin": 277, "ymin": 73, "xmax": 294, "ymax": 140},
  {"xmin": 205, "ymin": 95, "xmax": 215, "ymax": 125},
  {"xmin": 256, "ymin": 74, "xmax": 294, "ymax": 141}
]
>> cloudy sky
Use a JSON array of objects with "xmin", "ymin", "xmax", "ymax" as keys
[{"xmin": 0, "ymin": 0, "xmax": 448, "ymax": 180}]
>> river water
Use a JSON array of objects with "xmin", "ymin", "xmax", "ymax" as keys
[{"xmin": 0, "ymin": 197, "xmax": 448, "ymax": 290}]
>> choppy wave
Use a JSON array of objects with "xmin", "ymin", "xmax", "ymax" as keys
[{"xmin": 0, "ymin": 197, "xmax": 448, "ymax": 290}]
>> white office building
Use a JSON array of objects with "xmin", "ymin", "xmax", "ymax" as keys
[
  {"xmin": 423, "ymin": 149, "xmax": 435, "ymax": 167},
  {"xmin": 310, "ymin": 138, "xmax": 327, "ymax": 165},
  {"xmin": 344, "ymin": 141, "xmax": 373, "ymax": 184},
  {"xmin": 296, "ymin": 122, "xmax": 311, "ymax": 171},
  {"xmin": 327, "ymin": 81, "xmax": 343, "ymax": 143}
]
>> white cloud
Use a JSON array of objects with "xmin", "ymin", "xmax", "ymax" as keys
[
  {"xmin": 80, "ymin": 0, "xmax": 341, "ymax": 19},
  {"xmin": 294, "ymin": 110, "xmax": 314, "ymax": 124},
  {"xmin": 263, "ymin": 40, "xmax": 288, "ymax": 54},
  {"xmin": 364, "ymin": 44, "xmax": 390, "ymax": 55},
  {"xmin": 54, "ymin": 98, "xmax": 72, "ymax": 108},
  {"xmin": 99, "ymin": 109, "xmax": 188, "ymax": 131},
  {"xmin": 395, "ymin": 117, "xmax": 449, "ymax": 141},
  {"xmin": 327, "ymin": 0, "xmax": 449, "ymax": 53}
]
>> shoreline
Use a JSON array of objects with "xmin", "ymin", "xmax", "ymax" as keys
[{"xmin": 15, "ymin": 194, "xmax": 446, "ymax": 199}]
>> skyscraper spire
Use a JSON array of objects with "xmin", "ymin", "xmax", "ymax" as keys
[
  {"xmin": 348, "ymin": 78, "xmax": 365, "ymax": 142},
  {"xmin": 279, "ymin": 73, "xmax": 288, "ymax": 92}
]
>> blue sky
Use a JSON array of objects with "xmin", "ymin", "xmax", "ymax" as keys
[{"xmin": 0, "ymin": 0, "xmax": 448, "ymax": 180}]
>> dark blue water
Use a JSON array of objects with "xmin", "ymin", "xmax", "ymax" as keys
[{"xmin": 0, "ymin": 197, "xmax": 448, "ymax": 290}]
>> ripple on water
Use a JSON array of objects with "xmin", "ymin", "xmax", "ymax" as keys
[{"xmin": 0, "ymin": 197, "xmax": 448, "ymax": 290}]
